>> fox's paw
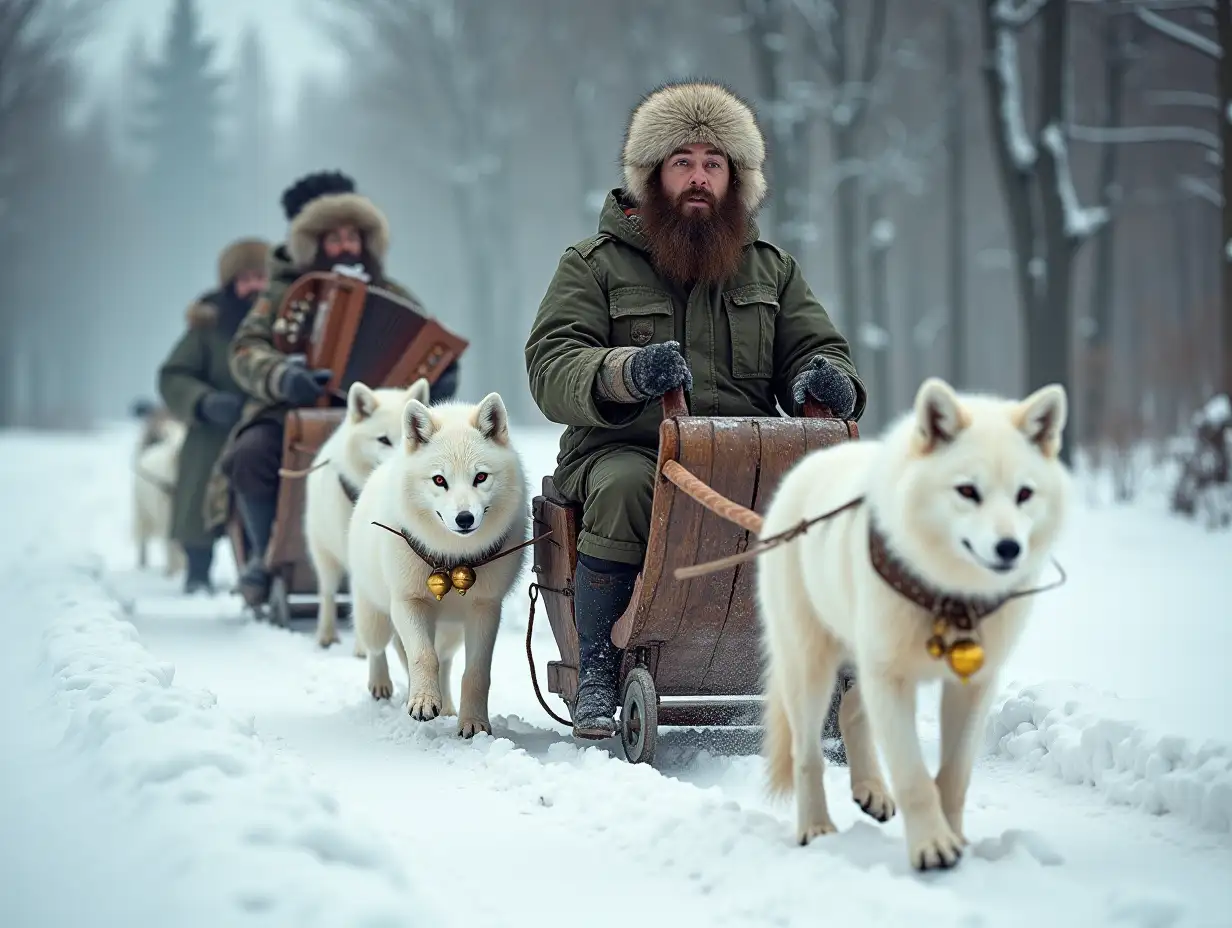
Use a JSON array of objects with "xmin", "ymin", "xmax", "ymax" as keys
[
  {"xmin": 797, "ymin": 820, "xmax": 838, "ymax": 845},
  {"xmin": 907, "ymin": 821, "xmax": 964, "ymax": 871},
  {"xmin": 852, "ymin": 780, "xmax": 896, "ymax": 823},
  {"xmin": 457, "ymin": 715, "xmax": 491, "ymax": 739},
  {"xmin": 406, "ymin": 691, "xmax": 442, "ymax": 721}
]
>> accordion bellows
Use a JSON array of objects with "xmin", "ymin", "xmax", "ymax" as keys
[{"xmin": 272, "ymin": 271, "xmax": 468, "ymax": 401}]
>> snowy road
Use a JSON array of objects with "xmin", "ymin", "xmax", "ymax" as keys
[{"xmin": 4, "ymin": 422, "xmax": 1232, "ymax": 928}]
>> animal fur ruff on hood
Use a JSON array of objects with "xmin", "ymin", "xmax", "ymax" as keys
[
  {"xmin": 622, "ymin": 80, "xmax": 767, "ymax": 214},
  {"xmin": 287, "ymin": 192, "xmax": 391, "ymax": 268},
  {"xmin": 217, "ymin": 237, "xmax": 271, "ymax": 287}
]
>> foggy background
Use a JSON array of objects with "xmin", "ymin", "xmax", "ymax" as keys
[{"xmin": 0, "ymin": 0, "xmax": 1225, "ymax": 455}]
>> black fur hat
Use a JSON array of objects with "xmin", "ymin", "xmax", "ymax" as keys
[{"xmin": 280, "ymin": 170, "xmax": 357, "ymax": 221}]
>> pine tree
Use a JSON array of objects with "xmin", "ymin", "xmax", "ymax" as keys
[
  {"xmin": 134, "ymin": 0, "xmax": 229, "ymax": 285},
  {"xmin": 230, "ymin": 25, "xmax": 279, "ymax": 233}
]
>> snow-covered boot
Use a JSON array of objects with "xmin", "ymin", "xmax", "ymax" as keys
[
  {"xmin": 571, "ymin": 554, "xmax": 639, "ymax": 739},
  {"xmin": 183, "ymin": 544, "xmax": 215, "ymax": 595},
  {"xmin": 234, "ymin": 492, "xmax": 276, "ymax": 607}
]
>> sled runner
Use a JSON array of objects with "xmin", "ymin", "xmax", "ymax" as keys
[
  {"xmin": 529, "ymin": 386, "xmax": 858, "ymax": 764},
  {"xmin": 229, "ymin": 270, "xmax": 469, "ymax": 627}
]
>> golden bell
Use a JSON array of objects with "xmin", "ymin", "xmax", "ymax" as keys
[
  {"xmin": 451, "ymin": 565, "xmax": 476, "ymax": 595},
  {"xmin": 426, "ymin": 570, "xmax": 451, "ymax": 601},
  {"xmin": 926, "ymin": 635, "xmax": 947, "ymax": 660},
  {"xmin": 946, "ymin": 639, "xmax": 985, "ymax": 683}
]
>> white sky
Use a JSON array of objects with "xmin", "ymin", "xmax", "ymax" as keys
[{"xmin": 76, "ymin": 0, "xmax": 346, "ymax": 123}]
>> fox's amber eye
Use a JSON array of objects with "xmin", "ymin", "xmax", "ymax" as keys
[
  {"xmin": 474, "ymin": 472, "xmax": 488, "ymax": 486},
  {"xmin": 955, "ymin": 483, "xmax": 981, "ymax": 503},
  {"xmin": 432, "ymin": 475, "xmax": 448, "ymax": 488}
]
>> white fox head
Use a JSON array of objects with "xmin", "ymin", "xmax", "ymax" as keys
[
  {"xmin": 395, "ymin": 391, "xmax": 524, "ymax": 545},
  {"xmin": 873, "ymin": 377, "xmax": 1073, "ymax": 598},
  {"xmin": 339, "ymin": 378, "xmax": 430, "ymax": 482}
]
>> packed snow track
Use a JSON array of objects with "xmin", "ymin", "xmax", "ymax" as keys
[{"xmin": 2, "ymin": 422, "xmax": 1231, "ymax": 928}]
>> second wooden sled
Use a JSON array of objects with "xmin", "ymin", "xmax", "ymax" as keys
[
  {"xmin": 531, "ymin": 386, "xmax": 858, "ymax": 764},
  {"xmin": 228, "ymin": 407, "xmax": 347, "ymax": 627}
]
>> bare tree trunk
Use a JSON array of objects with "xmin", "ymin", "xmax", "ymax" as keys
[
  {"xmin": 1219, "ymin": 0, "xmax": 1232, "ymax": 398},
  {"xmin": 568, "ymin": 78, "xmax": 602, "ymax": 233},
  {"xmin": 820, "ymin": 0, "xmax": 888, "ymax": 375},
  {"xmin": 867, "ymin": 188, "xmax": 892, "ymax": 426},
  {"xmin": 945, "ymin": 4, "xmax": 967, "ymax": 388},
  {"xmin": 1084, "ymin": 11, "xmax": 1130, "ymax": 446},
  {"xmin": 743, "ymin": 0, "xmax": 811, "ymax": 260},
  {"xmin": 979, "ymin": 3, "xmax": 1043, "ymax": 375},
  {"xmin": 1032, "ymin": 1, "xmax": 1075, "ymax": 432}
]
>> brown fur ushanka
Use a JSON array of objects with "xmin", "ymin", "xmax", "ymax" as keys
[
  {"xmin": 217, "ymin": 238, "xmax": 271, "ymax": 288},
  {"xmin": 287, "ymin": 193, "xmax": 391, "ymax": 268},
  {"xmin": 622, "ymin": 80, "xmax": 768, "ymax": 214}
]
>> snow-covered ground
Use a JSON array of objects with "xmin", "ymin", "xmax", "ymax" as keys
[{"xmin": 2, "ymin": 421, "xmax": 1231, "ymax": 927}]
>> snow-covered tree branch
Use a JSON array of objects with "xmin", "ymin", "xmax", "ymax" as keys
[{"xmin": 1135, "ymin": 6, "xmax": 1222, "ymax": 58}]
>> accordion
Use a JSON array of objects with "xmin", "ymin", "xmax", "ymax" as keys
[{"xmin": 271, "ymin": 270, "xmax": 468, "ymax": 405}]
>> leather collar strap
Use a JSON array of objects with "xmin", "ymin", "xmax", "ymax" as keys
[{"xmin": 867, "ymin": 522, "xmax": 1009, "ymax": 631}]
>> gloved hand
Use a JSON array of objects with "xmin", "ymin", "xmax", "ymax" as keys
[
  {"xmin": 196, "ymin": 391, "xmax": 245, "ymax": 428},
  {"xmin": 627, "ymin": 340, "xmax": 693, "ymax": 399},
  {"xmin": 791, "ymin": 356, "xmax": 857, "ymax": 418},
  {"xmin": 278, "ymin": 360, "xmax": 333, "ymax": 406}
]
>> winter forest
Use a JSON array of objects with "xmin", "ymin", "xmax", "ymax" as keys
[{"xmin": 0, "ymin": 0, "xmax": 1228, "ymax": 480}]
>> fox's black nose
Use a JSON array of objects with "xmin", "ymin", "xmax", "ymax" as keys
[
  {"xmin": 994, "ymin": 538, "xmax": 1021, "ymax": 562},
  {"xmin": 455, "ymin": 511, "xmax": 475, "ymax": 530}
]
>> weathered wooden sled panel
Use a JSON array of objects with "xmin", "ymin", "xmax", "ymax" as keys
[
  {"xmin": 623, "ymin": 414, "xmax": 852, "ymax": 698},
  {"xmin": 532, "ymin": 477, "xmax": 582, "ymax": 702},
  {"xmin": 228, "ymin": 408, "xmax": 343, "ymax": 597},
  {"xmin": 267, "ymin": 409, "xmax": 344, "ymax": 593}
]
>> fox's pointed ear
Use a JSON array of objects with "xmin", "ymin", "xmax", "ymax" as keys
[
  {"xmin": 402, "ymin": 398, "xmax": 435, "ymax": 450},
  {"xmin": 1015, "ymin": 384, "xmax": 1067, "ymax": 458},
  {"xmin": 407, "ymin": 377, "xmax": 430, "ymax": 407},
  {"xmin": 347, "ymin": 382, "xmax": 377, "ymax": 422},
  {"xmin": 912, "ymin": 377, "xmax": 967, "ymax": 453},
  {"xmin": 473, "ymin": 392, "xmax": 509, "ymax": 446}
]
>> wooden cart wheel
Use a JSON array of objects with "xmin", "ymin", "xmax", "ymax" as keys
[
  {"xmin": 268, "ymin": 575, "xmax": 292, "ymax": 628},
  {"xmin": 619, "ymin": 666, "xmax": 659, "ymax": 765}
]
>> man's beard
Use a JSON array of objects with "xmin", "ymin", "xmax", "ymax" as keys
[
  {"xmin": 312, "ymin": 246, "xmax": 383, "ymax": 284},
  {"xmin": 638, "ymin": 180, "xmax": 749, "ymax": 286}
]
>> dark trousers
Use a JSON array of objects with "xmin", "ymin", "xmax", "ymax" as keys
[
  {"xmin": 222, "ymin": 419, "xmax": 284, "ymax": 562},
  {"xmin": 224, "ymin": 419, "xmax": 284, "ymax": 503}
]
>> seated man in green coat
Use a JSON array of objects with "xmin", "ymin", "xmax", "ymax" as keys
[
  {"xmin": 158, "ymin": 237, "xmax": 271, "ymax": 593},
  {"xmin": 525, "ymin": 81, "xmax": 865, "ymax": 738}
]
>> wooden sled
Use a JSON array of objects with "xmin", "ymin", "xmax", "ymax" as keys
[
  {"xmin": 531, "ymin": 386, "xmax": 858, "ymax": 764},
  {"xmin": 228, "ymin": 407, "xmax": 346, "ymax": 627}
]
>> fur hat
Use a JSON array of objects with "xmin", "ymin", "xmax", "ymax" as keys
[
  {"xmin": 281, "ymin": 170, "xmax": 356, "ymax": 221},
  {"xmin": 281, "ymin": 170, "xmax": 390, "ymax": 269},
  {"xmin": 287, "ymin": 192, "xmax": 391, "ymax": 268},
  {"xmin": 622, "ymin": 80, "xmax": 767, "ymax": 214},
  {"xmin": 217, "ymin": 237, "xmax": 271, "ymax": 287}
]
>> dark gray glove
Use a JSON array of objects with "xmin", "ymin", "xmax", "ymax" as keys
[
  {"xmin": 627, "ymin": 340, "xmax": 693, "ymax": 399},
  {"xmin": 196, "ymin": 391, "xmax": 244, "ymax": 428},
  {"xmin": 278, "ymin": 361, "xmax": 333, "ymax": 406},
  {"xmin": 791, "ymin": 356, "xmax": 857, "ymax": 418}
]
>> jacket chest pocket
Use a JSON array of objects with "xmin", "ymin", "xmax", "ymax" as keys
[
  {"xmin": 724, "ymin": 285, "xmax": 779, "ymax": 380},
  {"xmin": 608, "ymin": 286, "xmax": 674, "ymax": 348}
]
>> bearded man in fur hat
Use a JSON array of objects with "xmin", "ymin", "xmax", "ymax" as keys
[
  {"xmin": 158, "ymin": 237, "xmax": 271, "ymax": 594},
  {"xmin": 209, "ymin": 170, "xmax": 460, "ymax": 606},
  {"xmin": 525, "ymin": 81, "xmax": 865, "ymax": 738}
]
